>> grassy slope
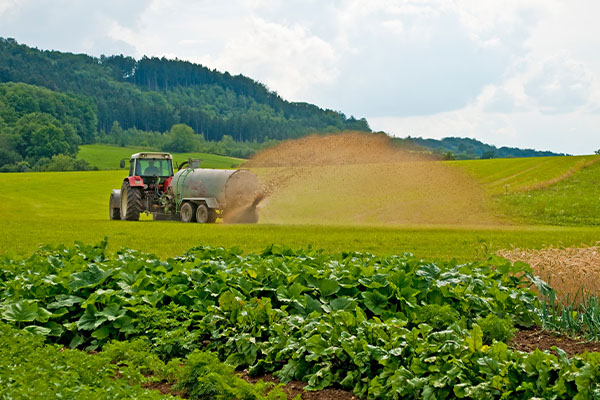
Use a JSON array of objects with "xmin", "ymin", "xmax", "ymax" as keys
[
  {"xmin": 1, "ymin": 169, "xmax": 599, "ymax": 261},
  {"xmin": 498, "ymin": 161, "xmax": 600, "ymax": 225},
  {"xmin": 453, "ymin": 154, "xmax": 600, "ymax": 226},
  {"xmin": 453, "ymin": 155, "xmax": 598, "ymax": 195},
  {"xmin": 78, "ymin": 144, "xmax": 244, "ymax": 170}
]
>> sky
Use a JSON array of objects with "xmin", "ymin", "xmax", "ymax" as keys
[{"xmin": 0, "ymin": 0, "xmax": 599, "ymax": 154}]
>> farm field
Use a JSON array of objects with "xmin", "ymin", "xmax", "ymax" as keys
[
  {"xmin": 3, "ymin": 136, "xmax": 600, "ymax": 399},
  {"xmin": 78, "ymin": 144, "xmax": 244, "ymax": 170},
  {"xmin": 1, "ymin": 168, "xmax": 600, "ymax": 260}
]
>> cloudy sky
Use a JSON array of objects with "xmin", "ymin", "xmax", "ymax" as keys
[{"xmin": 1, "ymin": 0, "xmax": 599, "ymax": 154}]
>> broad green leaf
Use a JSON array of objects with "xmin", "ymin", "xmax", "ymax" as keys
[
  {"xmin": 69, "ymin": 264, "xmax": 112, "ymax": 290},
  {"xmin": 23, "ymin": 325, "xmax": 52, "ymax": 336},
  {"xmin": 91, "ymin": 325, "xmax": 110, "ymax": 340},
  {"xmin": 330, "ymin": 297, "xmax": 355, "ymax": 311},
  {"xmin": 3, "ymin": 300, "xmax": 39, "ymax": 322},
  {"xmin": 466, "ymin": 324, "xmax": 484, "ymax": 352},
  {"xmin": 69, "ymin": 334, "xmax": 84, "ymax": 348},
  {"xmin": 316, "ymin": 279, "xmax": 340, "ymax": 297},
  {"xmin": 361, "ymin": 290, "xmax": 388, "ymax": 315},
  {"xmin": 303, "ymin": 294, "xmax": 321, "ymax": 312},
  {"xmin": 76, "ymin": 305, "xmax": 106, "ymax": 330},
  {"xmin": 98, "ymin": 303, "xmax": 125, "ymax": 321},
  {"xmin": 47, "ymin": 295, "xmax": 85, "ymax": 309}
]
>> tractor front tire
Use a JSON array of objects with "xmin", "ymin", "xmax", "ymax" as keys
[{"xmin": 120, "ymin": 181, "xmax": 143, "ymax": 221}]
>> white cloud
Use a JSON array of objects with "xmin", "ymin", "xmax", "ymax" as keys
[
  {"xmin": 524, "ymin": 53, "xmax": 596, "ymax": 114},
  {"xmin": 1, "ymin": 0, "xmax": 600, "ymax": 153},
  {"xmin": 206, "ymin": 17, "xmax": 339, "ymax": 99}
]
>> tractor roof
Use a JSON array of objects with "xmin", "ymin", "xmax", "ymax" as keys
[{"xmin": 130, "ymin": 152, "xmax": 173, "ymax": 160}]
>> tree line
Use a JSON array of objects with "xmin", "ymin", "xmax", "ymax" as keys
[{"xmin": 0, "ymin": 38, "xmax": 370, "ymax": 142}]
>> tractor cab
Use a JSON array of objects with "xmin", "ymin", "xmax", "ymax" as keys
[{"xmin": 121, "ymin": 153, "xmax": 174, "ymax": 185}]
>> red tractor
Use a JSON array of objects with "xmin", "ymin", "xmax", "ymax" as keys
[
  {"xmin": 109, "ymin": 152, "xmax": 260, "ymax": 223},
  {"xmin": 109, "ymin": 152, "xmax": 174, "ymax": 221}
]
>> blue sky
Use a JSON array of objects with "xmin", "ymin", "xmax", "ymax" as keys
[{"xmin": 1, "ymin": 0, "xmax": 599, "ymax": 154}]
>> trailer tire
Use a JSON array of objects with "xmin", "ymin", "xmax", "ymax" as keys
[
  {"xmin": 196, "ymin": 204, "xmax": 209, "ymax": 223},
  {"xmin": 207, "ymin": 209, "xmax": 217, "ymax": 223},
  {"xmin": 120, "ymin": 181, "xmax": 143, "ymax": 221},
  {"xmin": 180, "ymin": 202, "xmax": 196, "ymax": 223}
]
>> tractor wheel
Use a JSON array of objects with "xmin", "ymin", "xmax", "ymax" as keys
[
  {"xmin": 120, "ymin": 181, "xmax": 143, "ymax": 221},
  {"xmin": 180, "ymin": 202, "xmax": 196, "ymax": 223},
  {"xmin": 207, "ymin": 209, "xmax": 217, "ymax": 223},
  {"xmin": 109, "ymin": 194, "xmax": 120, "ymax": 220},
  {"xmin": 195, "ymin": 204, "xmax": 209, "ymax": 223}
]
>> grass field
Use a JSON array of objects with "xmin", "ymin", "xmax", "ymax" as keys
[
  {"xmin": 453, "ymin": 154, "xmax": 599, "ymax": 195},
  {"xmin": 78, "ymin": 144, "xmax": 244, "ymax": 170},
  {"xmin": 1, "ymin": 166, "xmax": 600, "ymax": 261}
]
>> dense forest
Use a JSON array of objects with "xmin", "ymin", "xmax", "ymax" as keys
[{"xmin": 0, "ymin": 38, "xmax": 369, "ymax": 140}]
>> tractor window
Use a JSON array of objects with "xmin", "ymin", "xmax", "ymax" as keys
[{"xmin": 137, "ymin": 159, "xmax": 173, "ymax": 177}]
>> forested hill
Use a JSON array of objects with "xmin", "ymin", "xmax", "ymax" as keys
[
  {"xmin": 404, "ymin": 136, "xmax": 565, "ymax": 159},
  {"xmin": 0, "ymin": 38, "xmax": 369, "ymax": 142}
]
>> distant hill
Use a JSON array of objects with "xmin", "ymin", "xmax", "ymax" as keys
[
  {"xmin": 0, "ymin": 37, "xmax": 369, "ymax": 142},
  {"xmin": 398, "ymin": 136, "xmax": 565, "ymax": 159}
]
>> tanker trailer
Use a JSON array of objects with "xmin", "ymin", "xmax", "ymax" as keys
[{"xmin": 164, "ymin": 161, "xmax": 261, "ymax": 224}]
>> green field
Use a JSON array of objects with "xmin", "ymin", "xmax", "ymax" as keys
[
  {"xmin": 2, "ymin": 153, "xmax": 600, "ymax": 399},
  {"xmin": 453, "ymin": 154, "xmax": 599, "ymax": 195},
  {"xmin": 1, "ymin": 153, "xmax": 600, "ymax": 260},
  {"xmin": 78, "ymin": 144, "xmax": 244, "ymax": 170}
]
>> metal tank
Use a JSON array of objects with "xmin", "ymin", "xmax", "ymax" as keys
[{"xmin": 170, "ymin": 167, "xmax": 261, "ymax": 223}]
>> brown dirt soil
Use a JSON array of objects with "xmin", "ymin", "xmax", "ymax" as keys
[
  {"xmin": 498, "ymin": 245, "xmax": 600, "ymax": 301},
  {"xmin": 239, "ymin": 371, "xmax": 359, "ymax": 400},
  {"xmin": 245, "ymin": 133, "xmax": 503, "ymax": 226},
  {"xmin": 511, "ymin": 326, "xmax": 600, "ymax": 357}
]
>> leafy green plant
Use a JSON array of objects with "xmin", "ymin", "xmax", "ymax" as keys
[
  {"xmin": 2, "ymin": 242, "xmax": 599, "ymax": 398},
  {"xmin": 477, "ymin": 313, "xmax": 516, "ymax": 344},
  {"xmin": 175, "ymin": 350, "xmax": 287, "ymax": 400}
]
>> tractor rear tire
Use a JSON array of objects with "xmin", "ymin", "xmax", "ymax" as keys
[
  {"xmin": 196, "ymin": 204, "xmax": 209, "ymax": 223},
  {"xmin": 180, "ymin": 202, "xmax": 196, "ymax": 223},
  {"xmin": 109, "ymin": 194, "xmax": 120, "ymax": 220},
  {"xmin": 120, "ymin": 181, "xmax": 143, "ymax": 221}
]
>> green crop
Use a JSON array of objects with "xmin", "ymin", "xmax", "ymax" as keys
[{"xmin": 2, "ymin": 240, "xmax": 600, "ymax": 398}]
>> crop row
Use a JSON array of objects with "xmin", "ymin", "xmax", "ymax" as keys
[{"xmin": 1, "ymin": 240, "xmax": 599, "ymax": 399}]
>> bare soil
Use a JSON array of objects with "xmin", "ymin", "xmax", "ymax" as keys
[{"xmin": 511, "ymin": 326, "xmax": 600, "ymax": 357}]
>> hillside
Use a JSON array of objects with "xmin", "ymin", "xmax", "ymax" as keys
[
  {"xmin": 0, "ymin": 38, "xmax": 369, "ymax": 141},
  {"xmin": 405, "ymin": 136, "xmax": 564, "ymax": 159},
  {"xmin": 78, "ymin": 144, "xmax": 243, "ymax": 170}
]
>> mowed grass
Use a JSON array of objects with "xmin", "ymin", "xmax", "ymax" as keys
[
  {"xmin": 78, "ymin": 144, "xmax": 244, "ymax": 170},
  {"xmin": 1, "ymin": 170, "xmax": 600, "ymax": 261},
  {"xmin": 452, "ymin": 154, "xmax": 600, "ymax": 226},
  {"xmin": 453, "ymin": 154, "xmax": 599, "ymax": 195},
  {"xmin": 497, "ymin": 161, "xmax": 600, "ymax": 225}
]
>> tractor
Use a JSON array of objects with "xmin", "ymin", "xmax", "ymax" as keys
[{"xmin": 109, "ymin": 152, "xmax": 260, "ymax": 223}]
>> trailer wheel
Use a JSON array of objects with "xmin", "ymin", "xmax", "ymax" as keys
[
  {"xmin": 207, "ymin": 209, "xmax": 217, "ymax": 223},
  {"xmin": 109, "ymin": 194, "xmax": 121, "ymax": 220},
  {"xmin": 120, "ymin": 181, "xmax": 142, "ymax": 221},
  {"xmin": 196, "ymin": 204, "xmax": 209, "ymax": 223},
  {"xmin": 180, "ymin": 202, "xmax": 196, "ymax": 223}
]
